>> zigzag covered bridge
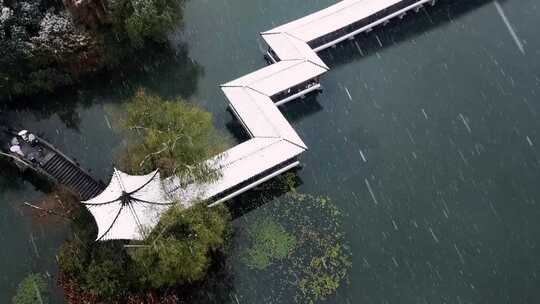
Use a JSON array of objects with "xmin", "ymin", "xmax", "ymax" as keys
[{"xmin": 164, "ymin": 0, "xmax": 436, "ymax": 207}]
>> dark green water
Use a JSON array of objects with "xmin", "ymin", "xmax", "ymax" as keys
[{"xmin": 2, "ymin": 0, "xmax": 540, "ymax": 302}]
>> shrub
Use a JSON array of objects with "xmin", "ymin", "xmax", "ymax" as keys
[{"xmin": 12, "ymin": 273, "xmax": 48, "ymax": 304}]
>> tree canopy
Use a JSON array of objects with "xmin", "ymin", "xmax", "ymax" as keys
[
  {"xmin": 0, "ymin": 0, "xmax": 186, "ymax": 100},
  {"xmin": 0, "ymin": 0, "xmax": 101, "ymax": 98},
  {"xmin": 116, "ymin": 89, "xmax": 228, "ymax": 182},
  {"xmin": 129, "ymin": 203, "xmax": 231, "ymax": 288},
  {"xmin": 108, "ymin": 0, "xmax": 184, "ymax": 48}
]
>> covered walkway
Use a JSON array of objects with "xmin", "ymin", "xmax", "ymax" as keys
[{"xmin": 165, "ymin": 0, "xmax": 435, "ymax": 206}]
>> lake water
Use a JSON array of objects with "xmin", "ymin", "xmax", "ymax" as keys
[{"xmin": 1, "ymin": 0, "xmax": 540, "ymax": 302}]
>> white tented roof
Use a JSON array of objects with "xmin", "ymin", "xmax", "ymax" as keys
[
  {"xmin": 260, "ymin": 33, "xmax": 328, "ymax": 68},
  {"xmin": 83, "ymin": 169, "xmax": 173, "ymax": 241},
  {"xmin": 262, "ymin": 0, "xmax": 404, "ymax": 43},
  {"xmin": 222, "ymin": 60, "xmax": 326, "ymax": 97},
  {"xmin": 221, "ymin": 86, "xmax": 306, "ymax": 148},
  {"xmin": 165, "ymin": 137, "xmax": 304, "ymax": 203}
]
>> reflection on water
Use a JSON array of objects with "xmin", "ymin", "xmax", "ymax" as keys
[
  {"xmin": 0, "ymin": 161, "xmax": 25, "ymax": 192},
  {"xmin": 3, "ymin": 43, "xmax": 203, "ymax": 131}
]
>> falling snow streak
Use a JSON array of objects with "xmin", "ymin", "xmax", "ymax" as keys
[
  {"xmin": 359, "ymin": 149, "xmax": 367, "ymax": 162},
  {"xmin": 454, "ymin": 243, "xmax": 465, "ymax": 265},
  {"xmin": 364, "ymin": 178, "xmax": 379, "ymax": 205},
  {"xmin": 458, "ymin": 113, "xmax": 472, "ymax": 134},
  {"xmin": 494, "ymin": 1, "xmax": 525, "ymax": 54},
  {"xmin": 345, "ymin": 87, "xmax": 352, "ymax": 101},
  {"xmin": 428, "ymin": 227, "xmax": 440, "ymax": 243}
]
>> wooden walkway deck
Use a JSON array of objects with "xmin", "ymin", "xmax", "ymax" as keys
[{"xmin": 40, "ymin": 153, "xmax": 104, "ymax": 200}]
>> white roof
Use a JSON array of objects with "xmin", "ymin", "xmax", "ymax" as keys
[
  {"xmin": 221, "ymin": 86, "xmax": 306, "ymax": 148},
  {"xmin": 262, "ymin": 0, "xmax": 404, "ymax": 43},
  {"xmin": 222, "ymin": 60, "xmax": 326, "ymax": 97},
  {"xmin": 260, "ymin": 33, "xmax": 328, "ymax": 68},
  {"xmin": 165, "ymin": 137, "xmax": 304, "ymax": 203},
  {"xmin": 83, "ymin": 169, "xmax": 173, "ymax": 241}
]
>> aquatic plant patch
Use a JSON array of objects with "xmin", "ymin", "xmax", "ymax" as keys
[
  {"xmin": 243, "ymin": 217, "xmax": 297, "ymax": 270},
  {"xmin": 236, "ymin": 191, "xmax": 352, "ymax": 303}
]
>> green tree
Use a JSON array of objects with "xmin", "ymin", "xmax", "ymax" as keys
[
  {"xmin": 108, "ymin": 0, "xmax": 184, "ymax": 47},
  {"xmin": 82, "ymin": 254, "xmax": 133, "ymax": 298},
  {"xmin": 117, "ymin": 89, "xmax": 228, "ymax": 181},
  {"xmin": 129, "ymin": 203, "xmax": 230, "ymax": 288},
  {"xmin": 12, "ymin": 273, "xmax": 48, "ymax": 304}
]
